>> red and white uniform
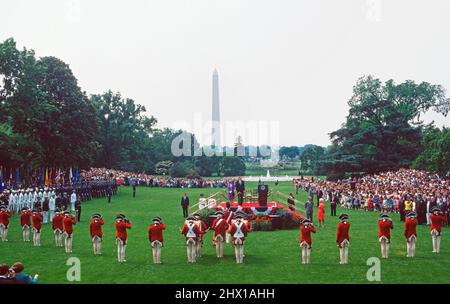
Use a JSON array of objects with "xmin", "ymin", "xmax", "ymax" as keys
[
  {"xmin": 223, "ymin": 210, "xmax": 234, "ymax": 224},
  {"xmin": 430, "ymin": 214, "xmax": 447, "ymax": 236},
  {"xmin": 228, "ymin": 220, "xmax": 251, "ymax": 245},
  {"xmin": 378, "ymin": 220, "xmax": 394, "ymax": 241},
  {"xmin": 90, "ymin": 219, "xmax": 104, "ymax": 239},
  {"xmin": 181, "ymin": 222, "xmax": 201, "ymax": 244},
  {"xmin": 115, "ymin": 221, "xmax": 132, "ymax": 243},
  {"xmin": 0, "ymin": 210, "xmax": 11, "ymax": 227},
  {"xmin": 211, "ymin": 217, "xmax": 229, "ymax": 239},
  {"xmin": 300, "ymin": 224, "xmax": 316, "ymax": 247},
  {"xmin": 336, "ymin": 221, "xmax": 350, "ymax": 247},
  {"xmin": 31, "ymin": 213, "xmax": 43, "ymax": 232},
  {"xmin": 195, "ymin": 220, "xmax": 208, "ymax": 241},
  {"xmin": 52, "ymin": 214, "xmax": 64, "ymax": 232},
  {"xmin": 63, "ymin": 217, "xmax": 76, "ymax": 235},
  {"xmin": 20, "ymin": 211, "xmax": 32, "ymax": 228},
  {"xmin": 148, "ymin": 223, "xmax": 166, "ymax": 244},
  {"xmin": 404, "ymin": 218, "xmax": 418, "ymax": 240}
]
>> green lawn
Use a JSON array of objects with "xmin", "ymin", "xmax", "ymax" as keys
[{"xmin": 1, "ymin": 182, "xmax": 449, "ymax": 284}]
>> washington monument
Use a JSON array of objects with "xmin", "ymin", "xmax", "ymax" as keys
[{"xmin": 211, "ymin": 68, "xmax": 221, "ymax": 148}]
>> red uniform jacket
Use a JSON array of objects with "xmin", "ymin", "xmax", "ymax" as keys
[
  {"xmin": 90, "ymin": 219, "xmax": 104, "ymax": 238},
  {"xmin": 181, "ymin": 222, "xmax": 201, "ymax": 242},
  {"xmin": 223, "ymin": 210, "xmax": 234, "ymax": 224},
  {"xmin": 228, "ymin": 221, "xmax": 251, "ymax": 245},
  {"xmin": 300, "ymin": 224, "xmax": 316, "ymax": 245},
  {"xmin": 378, "ymin": 220, "xmax": 394, "ymax": 240},
  {"xmin": 63, "ymin": 217, "xmax": 76, "ymax": 235},
  {"xmin": 211, "ymin": 218, "xmax": 229, "ymax": 238},
  {"xmin": 430, "ymin": 214, "xmax": 447, "ymax": 234},
  {"xmin": 31, "ymin": 214, "xmax": 43, "ymax": 232},
  {"xmin": 148, "ymin": 223, "xmax": 166, "ymax": 243},
  {"xmin": 195, "ymin": 220, "xmax": 208, "ymax": 240},
  {"xmin": 52, "ymin": 215, "xmax": 64, "ymax": 231},
  {"xmin": 0, "ymin": 211, "xmax": 11, "ymax": 226},
  {"xmin": 404, "ymin": 218, "xmax": 418, "ymax": 239},
  {"xmin": 115, "ymin": 221, "xmax": 132, "ymax": 242},
  {"xmin": 336, "ymin": 222, "xmax": 350, "ymax": 246},
  {"xmin": 20, "ymin": 211, "xmax": 32, "ymax": 227}
]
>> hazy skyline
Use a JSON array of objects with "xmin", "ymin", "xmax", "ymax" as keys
[{"xmin": 1, "ymin": 0, "xmax": 449, "ymax": 147}]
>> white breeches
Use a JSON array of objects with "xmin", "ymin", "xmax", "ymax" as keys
[
  {"xmin": 0, "ymin": 224, "xmax": 7, "ymax": 241},
  {"xmin": 406, "ymin": 235, "xmax": 416, "ymax": 257},
  {"xmin": 215, "ymin": 235, "xmax": 225, "ymax": 258},
  {"xmin": 234, "ymin": 243, "xmax": 245, "ymax": 264},
  {"xmin": 431, "ymin": 230, "xmax": 441, "ymax": 253},
  {"xmin": 22, "ymin": 225, "xmax": 30, "ymax": 242},
  {"xmin": 54, "ymin": 229, "xmax": 63, "ymax": 247},
  {"xmin": 339, "ymin": 240, "xmax": 350, "ymax": 264},
  {"xmin": 32, "ymin": 228, "xmax": 41, "ymax": 246},
  {"xmin": 186, "ymin": 239, "xmax": 196, "ymax": 263},
  {"xmin": 151, "ymin": 240, "xmax": 163, "ymax": 263},
  {"xmin": 300, "ymin": 242, "xmax": 312, "ymax": 264},
  {"xmin": 64, "ymin": 232, "xmax": 73, "ymax": 253},
  {"xmin": 116, "ymin": 238, "xmax": 127, "ymax": 262},
  {"xmin": 379, "ymin": 236, "xmax": 390, "ymax": 258},
  {"xmin": 92, "ymin": 236, "xmax": 102, "ymax": 255}
]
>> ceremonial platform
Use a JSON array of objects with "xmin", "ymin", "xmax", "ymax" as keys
[{"xmin": 198, "ymin": 201, "xmax": 304, "ymax": 231}]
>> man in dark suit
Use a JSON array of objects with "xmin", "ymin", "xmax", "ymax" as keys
[
  {"xmin": 181, "ymin": 193, "xmax": 189, "ymax": 218},
  {"xmin": 235, "ymin": 177, "xmax": 245, "ymax": 206}
]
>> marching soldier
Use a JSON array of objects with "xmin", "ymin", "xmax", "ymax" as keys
[
  {"xmin": 336, "ymin": 213, "xmax": 350, "ymax": 264},
  {"xmin": 378, "ymin": 213, "xmax": 394, "ymax": 259},
  {"xmin": 193, "ymin": 213, "xmax": 208, "ymax": 258},
  {"xmin": 228, "ymin": 212, "xmax": 251, "ymax": 264},
  {"xmin": 299, "ymin": 218, "xmax": 316, "ymax": 264},
  {"xmin": 148, "ymin": 216, "xmax": 166, "ymax": 264},
  {"xmin": 181, "ymin": 216, "xmax": 201, "ymax": 263},
  {"xmin": 115, "ymin": 213, "xmax": 132, "ymax": 263},
  {"xmin": 211, "ymin": 210, "xmax": 229, "ymax": 258},
  {"xmin": 404, "ymin": 211, "xmax": 418, "ymax": 258},
  {"xmin": 31, "ymin": 209, "xmax": 43, "ymax": 246},
  {"xmin": 90, "ymin": 213, "xmax": 104, "ymax": 255},
  {"xmin": 52, "ymin": 210, "xmax": 64, "ymax": 247},
  {"xmin": 223, "ymin": 207, "xmax": 234, "ymax": 243},
  {"xmin": 0, "ymin": 206, "xmax": 11, "ymax": 241},
  {"xmin": 430, "ymin": 207, "xmax": 447, "ymax": 253},
  {"xmin": 20, "ymin": 207, "xmax": 32, "ymax": 242},
  {"xmin": 63, "ymin": 211, "xmax": 77, "ymax": 253}
]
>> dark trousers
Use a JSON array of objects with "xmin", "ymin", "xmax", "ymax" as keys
[
  {"xmin": 108, "ymin": 195, "xmax": 111, "ymax": 203},
  {"xmin": 307, "ymin": 212, "xmax": 313, "ymax": 221},
  {"xmin": 133, "ymin": 191, "xmax": 136, "ymax": 198},
  {"xmin": 182, "ymin": 207, "xmax": 189, "ymax": 218},
  {"xmin": 237, "ymin": 192, "xmax": 244, "ymax": 205},
  {"xmin": 76, "ymin": 208, "xmax": 81, "ymax": 222},
  {"xmin": 331, "ymin": 203, "xmax": 337, "ymax": 216}
]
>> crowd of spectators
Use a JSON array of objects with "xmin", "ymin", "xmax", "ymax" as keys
[
  {"xmin": 81, "ymin": 168, "xmax": 229, "ymax": 188},
  {"xmin": 0, "ymin": 262, "xmax": 38, "ymax": 284},
  {"xmin": 294, "ymin": 169, "xmax": 450, "ymax": 224}
]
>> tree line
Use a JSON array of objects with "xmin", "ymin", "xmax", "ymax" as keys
[{"xmin": 0, "ymin": 38, "xmax": 245, "ymax": 180}]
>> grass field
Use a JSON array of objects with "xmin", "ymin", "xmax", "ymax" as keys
[{"xmin": 1, "ymin": 182, "xmax": 450, "ymax": 284}]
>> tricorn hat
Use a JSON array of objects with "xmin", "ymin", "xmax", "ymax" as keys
[{"xmin": 339, "ymin": 213, "xmax": 349, "ymax": 221}]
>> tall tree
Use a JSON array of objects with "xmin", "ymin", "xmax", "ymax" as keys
[
  {"xmin": 324, "ymin": 75, "xmax": 450, "ymax": 179},
  {"xmin": 413, "ymin": 127, "xmax": 450, "ymax": 175}
]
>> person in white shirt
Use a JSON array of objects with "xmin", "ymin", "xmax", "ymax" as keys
[
  {"xmin": 198, "ymin": 194, "xmax": 207, "ymax": 210},
  {"xmin": 49, "ymin": 194, "xmax": 56, "ymax": 222},
  {"xmin": 18, "ymin": 190, "xmax": 25, "ymax": 212},
  {"xmin": 207, "ymin": 198, "xmax": 217, "ymax": 209},
  {"xmin": 70, "ymin": 190, "xmax": 77, "ymax": 211}
]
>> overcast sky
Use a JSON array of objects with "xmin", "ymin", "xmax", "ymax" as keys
[{"xmin": 1, "ymin": 0, "xmax": 449, "ymax": 147}]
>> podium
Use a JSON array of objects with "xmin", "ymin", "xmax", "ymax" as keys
[{"xmin": 258, "ymin": 185, "xmax": 269, "ymax": 206}]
